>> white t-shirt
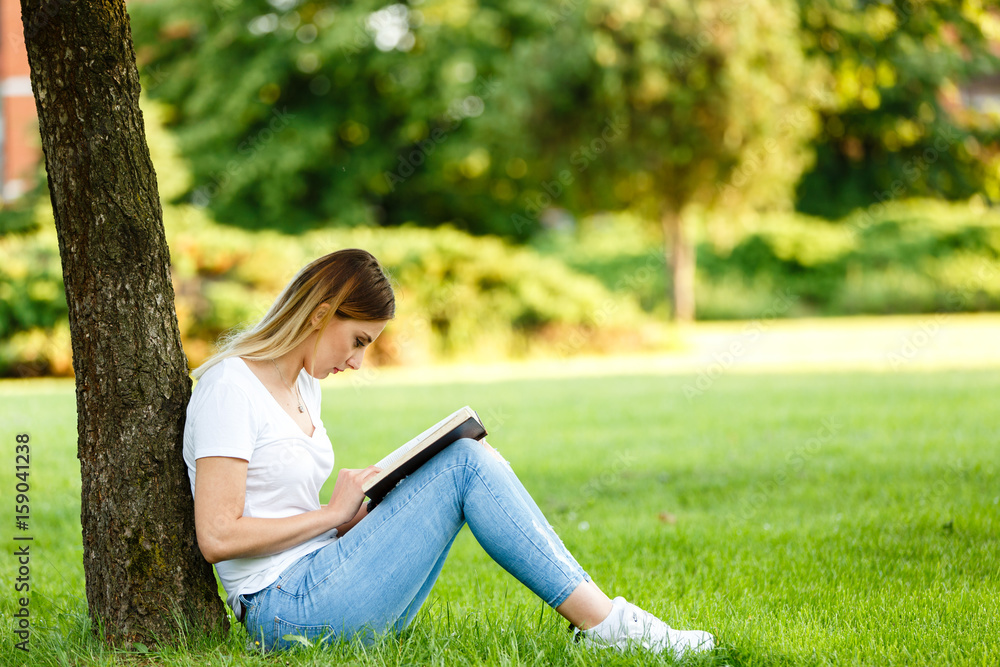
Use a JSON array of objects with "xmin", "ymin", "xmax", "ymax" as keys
[{"xmin": 182, "ymin": 356, "xmax": 338, "ymax": 613}]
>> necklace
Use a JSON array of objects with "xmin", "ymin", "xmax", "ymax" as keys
[{"xmin": 272, "ymin": 359, "xmax": 305, "ymax": 413}]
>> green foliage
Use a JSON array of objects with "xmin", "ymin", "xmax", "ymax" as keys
[
  {"xmin": 0, "ymin": 226, "xmax": 65, "ymax": 338},
  {"xmin": 129, "ymin": 0, "xmax": 823, "ymax": 238},
  {"xmin": 0, "ymin": 195, "xmax": 41, "ymax": 237},
  {"xmin": 0, "ymin": 95, "xmax": 200, "ymax": 375},
  {"xmin": 130, "ymin": 0, "xmax": 524, "ymax": 235},
  {"xmin": 793, "ymin": 0, "xmax": 1000, "ymax": 218},
  {"xmin": 124, "ymin": 0, "xmax": 1000, "ymax": 321},
  {"xmin": 0, "ymin": 95, "xmax": 653, "ymax": 378},
  {"xmin": 700, "ymin": 198, "xmax": 1000, "ymax": 317},
  {"xmin": 0, "ymin": 203, "xmax": 651, "ymax": 377},
  {"xmin": 167, "ymin": 211, "xmax": 652, "ymax": 370},
  {"xmin": 0, "ymin": 164, "xmax": 47, "ymax": 237},
  {"xmin": 539, "ymin": 199, "xmax": 1000, "ymax": 320},
  {"xmin": 531, "ymin": 212, "xmax": 668, "ymax": 312},
  {"xmin": 0, "ymin": 225, "xmax": 71, "ymax": 376},
  {"xmin": 475, "ymin": 0, "xmax": 822, "ymax": 224}
]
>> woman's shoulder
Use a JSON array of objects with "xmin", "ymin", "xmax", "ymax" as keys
[
  {"xmin": 184, "ymin": 358, "xmax": 262, "ymax": 459},
  {"xmin": 198, "ymin": 356, "xmax": 249, "ymax": 381},
  {"xmin": 192, "ymin": 357, "xmax": 257, "ymax": 401}
]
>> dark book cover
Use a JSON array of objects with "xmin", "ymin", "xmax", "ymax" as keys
[{"xmin": 365, "ymin": 416, "xmax": 487, "ymax": 509}]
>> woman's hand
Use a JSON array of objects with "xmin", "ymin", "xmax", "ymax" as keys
[{"xmin": 324, "ymin": 466, "xmax": 382, "ymax": 523}]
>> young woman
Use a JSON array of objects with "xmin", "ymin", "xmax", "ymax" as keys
[{"xmin": 182, "ymin": 248, "xmax": 715, "ymax": 657}]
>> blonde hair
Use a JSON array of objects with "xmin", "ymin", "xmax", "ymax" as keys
[{"xmin": 192, "ymin": 248, "xmax": 395, "ymax": 380}]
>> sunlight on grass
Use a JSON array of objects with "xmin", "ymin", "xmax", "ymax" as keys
[{"xmin": 1, "ymin": 366, "xmax": 997, "ymax": 665}]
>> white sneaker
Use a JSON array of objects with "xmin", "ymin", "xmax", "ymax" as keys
[{"xmin": 575, "ymin": 596, "xmax": 715, "ymax": 657}]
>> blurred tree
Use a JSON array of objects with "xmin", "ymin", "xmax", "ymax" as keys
[
  {"xmin": 471, "ymin": 0, "xmax": 823, "ymax": 320},
  {"xmin": 132, "ymin": 0, "xmax": 823, "ymax": 320},
  {"xmin": 18, "ymin": 0, "xmax": 227, "ymax": 644},
  {"xmin": 793, "ymin": 0, "xmax": 1000, "ymax": 219},
  {"xmin": 130, "ymin": 0, "xmax": 520, "ymax": 235}
]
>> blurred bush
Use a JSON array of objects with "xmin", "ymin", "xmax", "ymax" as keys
[
  {"xmin": 0, "ymin": 203, "xmax": 654, "ymax": 377},
  {"xmin": 169, "ymin": 209, "xmax": 653, "ymax": 372},
  {"xmin": 543, "ymin": 199, "xmax": 1000, "ymax": 320},
  {"xmin": 3, "ymin": 196, "xmax": 997, "ymax": 377},
  {"xmin": 0, "ymin": 225, "xmax": 66, "ymax": 338},
  {"xmin": 701, "ymin": 198, "xmax": 1000, "ymax": 317},
  {"xmin": 0, "ymin": 224, "xmax": 71, "ymax": 376}
]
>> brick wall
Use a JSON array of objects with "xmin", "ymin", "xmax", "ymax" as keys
[{"xmin": 1, "ymin": 0, "xmax": 40, "ymax": 201}]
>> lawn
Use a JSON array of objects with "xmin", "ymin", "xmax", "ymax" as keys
[{"xmin": 1, "ymin": 367, "xmax": 997, "ymax": 665}]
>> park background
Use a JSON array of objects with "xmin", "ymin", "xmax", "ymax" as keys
[{"xmin": 1, "ymin": 0, "xmax": 999, "ymax": 665}]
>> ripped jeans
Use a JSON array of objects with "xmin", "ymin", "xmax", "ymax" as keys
[{"xmin": 239, "ymin": 438, "xmax": 590, "ymax": 651}]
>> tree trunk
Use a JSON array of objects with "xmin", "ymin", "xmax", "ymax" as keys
[
  {"xmin": 662, "ymin": 208, "xmax": 695, "ymax": 322},
  {"xmin": 19, "ymin": 0, "xmax": 228, "ymax": 645}
]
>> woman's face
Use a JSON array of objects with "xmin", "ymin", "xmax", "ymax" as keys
[{"xmin": 307, "ymin": 315, "xmax": 388, "ymax": 379}]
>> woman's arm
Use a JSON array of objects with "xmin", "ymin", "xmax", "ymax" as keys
[
  {"xmin": 194, "ymin": 456, "xmax": 379, "ymax": 564},
  {"xmin": 333, "ymin": 503, "xmax": 369, "ymax": 535}
]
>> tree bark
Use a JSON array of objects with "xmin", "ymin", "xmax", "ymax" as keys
[
  {"xmin": 662, "ymin": 208, "xmax": 695, "ymax": 322},
  {"xmin": 19, "ymin": 0, "xmax": 227, "ymax": 645}
]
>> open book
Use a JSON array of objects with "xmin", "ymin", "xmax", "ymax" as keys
[{"xmin": 363, "ymin": 406, "xmax": 487, "ymax": 509}]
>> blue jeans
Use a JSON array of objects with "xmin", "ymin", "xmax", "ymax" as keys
[{"xmin": 239, "ymin": 438, "xmax": 590, "ymax": 651}]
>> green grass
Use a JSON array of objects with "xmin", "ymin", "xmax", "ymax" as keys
[{"xmin": 1, "ymin": 369, "xmax": 998, "ymax": 665}]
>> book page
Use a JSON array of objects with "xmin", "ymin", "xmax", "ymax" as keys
[{"xmin": 372, "ymin": 407, "xmax": 470, "ymax": 470}]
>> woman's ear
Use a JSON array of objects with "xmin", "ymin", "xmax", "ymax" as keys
[{"xmin": 311, "ymin": 303, "xmax": 331, "ymax": 328}]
